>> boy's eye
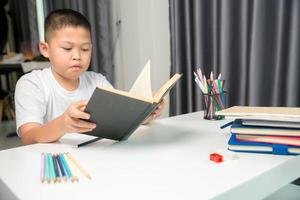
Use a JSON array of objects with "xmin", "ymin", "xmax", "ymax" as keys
[
  {"xmin": 62, "ymin": 47, "xmax": 72, "ymax": 51},
  {"xmin": 81, "ymin": 48, "xmax": 90, "ymax": 52}
]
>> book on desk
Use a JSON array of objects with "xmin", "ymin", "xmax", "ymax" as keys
[
  {"xmin": 83, "ymin": 60, "xmax": 182, "ymax": 142},
  {"xmin": 231, "ymin": 119, "xmax": 300, "ymax": 136},
  {"xmin": 228, "ymin": 133, "xmax": 300, "ymax": 155},
  {"xmin": 215, "ymin": 106, "xmax": 300, "ymax": 122},
  {"xmin": 217, "ymin": 106, "xmax": 300, "ymax": 155}
]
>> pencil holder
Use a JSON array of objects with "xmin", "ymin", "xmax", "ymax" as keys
[{"xmin": 203, "ymin": 91, "xmax": 227, "ymax": 120}]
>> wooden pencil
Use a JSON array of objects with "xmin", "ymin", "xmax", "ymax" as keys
[
  {"xmin": 52, "ymin": 154, "xmax": 61, "ymax": 182},
  {"xmin": 47, "ymin": 153, "xmax": 57, "ymax": 183},
  {"xmin": 63, "ymin": 154, "xmax": 79, "ymax": 182},
  {"xmin": 40, "ymin": 153, "xmax": 45, "ymax": 183},
  {"xmin": 66, "ymin": 152, "xmax": 91, "ymax": 180},
  {"xmin": 45, "ymin": 153, "xmax": 51, "ymax": 183},
  {"xmin": 56, "ymin": 154, "xmax": 67, "ymax": 182},
  {"xmin": 59, "ymin": 154, "xmax": 73, "ymax": 182}
]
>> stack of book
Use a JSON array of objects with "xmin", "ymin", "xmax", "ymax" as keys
[{"xmin": 216, "ymin": 106, "xmax": 300, "ymax": 155}]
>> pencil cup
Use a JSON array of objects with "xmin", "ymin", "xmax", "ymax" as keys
[{"xmin": 203, "ymin": 92, "xmax": 227, "ymax": 120}]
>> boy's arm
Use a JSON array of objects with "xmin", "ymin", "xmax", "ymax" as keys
[
  {"xmin": 19, "ymin": 100, "xmax": 96, "ymax": 144},
  {"xmin": 19, "ymin": 118, "xmax": 65, "ymax": 144}
]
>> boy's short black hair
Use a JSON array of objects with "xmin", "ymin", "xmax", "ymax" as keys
[{"xmin": 44, "ymin": 9, "xmax": 91, "ymax": 42}]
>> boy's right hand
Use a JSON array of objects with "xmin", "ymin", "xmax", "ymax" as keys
[{"xmin": 61, "ymin": 100, "xmax": 96, "ymax": 133}]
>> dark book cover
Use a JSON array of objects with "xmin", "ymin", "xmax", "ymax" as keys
[
  {"xmin": 82, "ymin": 70, "xmax": 181, "ymax": 142},
  {"xmin": 84, "ymin": 87, "xmax": 158, "ymax": 141}
]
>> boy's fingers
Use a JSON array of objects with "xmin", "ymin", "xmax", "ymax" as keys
[
  {"xmin": 74, "ymin": 119, "xmax": 96, "ymax": 129},
  {"xmin": 74, "ymin": 100, "xmax": 88, "ymax": 108},
  {"xmin": 80, "ymin": 106, "xmax": 87, "ymax": 111},
  {"xmin": 70, "ymin": 107, "xmax": 90, "ymax": 119},
  {"xmin": 75, "ymin": 128, "xmax": 94, "ymax": 133}
]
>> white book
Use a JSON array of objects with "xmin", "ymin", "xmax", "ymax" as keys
[
  {"xmin": 241, "ymin": 119, "xmax": 300, "ymax": 128},
  {"xmin": 216, "ymin": 106, "xmax": 300, "ymax": 122}
]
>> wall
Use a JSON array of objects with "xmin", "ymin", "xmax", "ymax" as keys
[{"xmin": 109, "ymin": 0, "xmax": 171, "ymax": 117}]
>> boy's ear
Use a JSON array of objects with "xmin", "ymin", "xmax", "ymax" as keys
[{"xmin": 39, "ymin": 42, "xmax": 50, "ymax": 58}]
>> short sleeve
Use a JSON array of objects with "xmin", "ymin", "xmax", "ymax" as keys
[
  {"xmin": 15, "ymin": 75, "xmax": 47, "ymax": 135},
  {"xmin": 97, "ymin": 74, "xmax": 113, "ymax": 89},
  {"xmin": 85, "ymin": 71, "xmax": 114, "ymax": 89}
]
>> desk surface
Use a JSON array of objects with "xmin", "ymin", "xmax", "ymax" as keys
[{"xmin": 0, "ymin": 112, "xmax": 299, "ymax": 200}]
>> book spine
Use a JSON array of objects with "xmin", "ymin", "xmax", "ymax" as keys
[{"xmin": 121, "ymin": 103, "xmax": 158, "ymax": 140}]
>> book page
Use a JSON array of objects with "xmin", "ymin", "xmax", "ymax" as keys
[
  {"xmin": 129, "ymin": 60, "xmax": 153, "ymax": 100},
  {"xmin": 153, "ymin": 74, "xmax": 182, "ymax": 102}
]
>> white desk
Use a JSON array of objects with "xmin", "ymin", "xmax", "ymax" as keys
[{"xmin": 0, "ymin": 112, "xmax": 299, "ymax": 200}]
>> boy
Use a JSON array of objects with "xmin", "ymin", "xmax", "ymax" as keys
[{"xmin": 15, "ymin": 9, "xmax": 164, "ymax": 144}]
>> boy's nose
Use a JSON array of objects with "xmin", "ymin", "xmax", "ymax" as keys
[{"xmin": 72, "ymin": 51, "xmax": 81, "ymax": 60}]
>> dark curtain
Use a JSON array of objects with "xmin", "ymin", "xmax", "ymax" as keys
[
  {"xmin": 0, "ymin": 0, "xmax": 8, "ymax": 54},
  {"xmin": 44, "ymin": 0, "xmax": 113, "ymax": 83},
  {"xmin": 8, "ymin": 0, "xmax": 113, "ymax": 83},
  {"xmin": 8, "ymin": 0, "xmax": 39, "ymax": 52},
  {"xmin": 169, "ymin": 0, "xmax": 300, "ymax": 116}
]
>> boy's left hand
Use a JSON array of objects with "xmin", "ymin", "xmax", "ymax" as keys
[{"xmin": 142, "ymin": 98, "xmax": 166, "ymax": 124}]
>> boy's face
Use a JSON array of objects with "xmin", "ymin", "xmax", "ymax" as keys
[{"xmin": 40, "ymin": 26, "xmax": 92, "ymax": 82}]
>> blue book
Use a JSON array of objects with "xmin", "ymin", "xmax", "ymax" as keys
[
  {"xmin": 228, "ymin": 133, "xmax": 300, "ymax": 155},
  {"xmin": 231, "ymin": 119, "xmax": 300, "ymax": 136}
]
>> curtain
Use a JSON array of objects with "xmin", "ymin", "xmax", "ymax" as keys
[
  {"xmin": 8, "ymin": 0, "xmax": 113, "ymax": 83},
  {"xmin": 8, "ymin": 0, "xmax": 39, "ymax": 52},
  {"xmin": 169, "ymin": 0, "xmax": 300, "ymax": 116},
  {"xmin": 44, "ymin": 0, "xmax": 113, "ymax": 83}
]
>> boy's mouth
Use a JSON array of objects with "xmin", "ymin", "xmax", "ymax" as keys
[{"xmin": 70, "ymin": 65, "xmax": 82, "ymax": 69}]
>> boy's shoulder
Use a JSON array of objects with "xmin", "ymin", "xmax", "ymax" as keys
[
  {"xmin": 82, "ymin": 71, "xmax": 113, "ymax": 88},
  {"xmin": 17, "ymin": 67, "xmax": 51, "ymax": 86},
  {"xmin": 81, "ymin": 71, "xmax": 107, "ymax": 83},
  {"xmin": 83, "ymin": 70, "xmax": 106, "ymax": 79},
  {"xmin": 20, "ymin": 67, "xmax": 51, "ymax": 79}
]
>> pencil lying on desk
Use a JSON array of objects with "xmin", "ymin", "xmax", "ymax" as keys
[
  {"xmin": 56, "ymin": 154, "xmax": 67, "ymax": 182},
  {"xmin": 63, "ymin": 154, "xmax": 79, "ymax": 182},
  {"xmin": 45, "ymin": 154, "xmax": 51, "ymax": 183},
  {"xmin": 52, "ymin": 154, "xmax": 61, "ymax": 182},
  {"xmin": 40, "ymin": 153, "xmax": 45, "ymax": 183},
  {"xmin": 53, "ymin": 154, "xmax": 63, "ymax": 182},
  {"xmin": 47, "ymin": 153, "xmax": 57, "ymax": 183},
  {"xmin": 59, "ymin": 154, "xmax": 73, "ymax": 182},
  {"xmin": 66, "ymin": 152, "xmax": 92, "ymax": 180}
]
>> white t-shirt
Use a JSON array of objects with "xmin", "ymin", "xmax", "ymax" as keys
[{"xmin": 15, "ymin": 67, "xmax": 113, "ymax": 135}]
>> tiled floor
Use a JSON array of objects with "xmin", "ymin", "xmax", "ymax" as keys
[{"xmin": 0, "ymin": 120, "xmax": 23, "ymax": 150}]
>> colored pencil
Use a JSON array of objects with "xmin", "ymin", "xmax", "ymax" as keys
[
  {"xmin": 194, "ymin": 68, "xmax": 226, "ymax": 119},
  {"xmin": 56, "ymin": 154, "xmax": 67, "ymax": 182},
  {"xmin": 63, "ymin": 154, "xmax": 79, "ymax": 182},
  {"xmin": 45, "ymin": 153, "xmax": 51, "ymax": 183},
  {"xmin": 47, "ymin": 154, "xmax": 56, "ymax": 183},
  {"xmin": 52, "ymin": 154, "xmax": 61, "ymax": 182},
  {"xmin": 40, "ymin": 152, "xmax": 91, "ymax": 183},
  {"xmin": 40, "ymin": 153, "xmax": 45, "ymax": 183},
  {"xmin": 66, "ymin": 153, "xmax": 91, "ymax": 180},
  {"xmin": 59, "ymin": 154, "xmax": 73, "ymax": 182},
  {"xmin": 55, "ymin": 154, "xmax": 63, "ymax": 182},
  {"xmin": 77, "ymin": 137, "xmax": 102, "ymax": 148}
]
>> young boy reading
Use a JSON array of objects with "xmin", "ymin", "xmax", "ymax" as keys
[{"xmin": 15, "ymin": 9, "xmax": 164, "ymax": 144}]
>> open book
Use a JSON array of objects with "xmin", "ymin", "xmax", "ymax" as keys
[{"xmin": 83, "ymin": 60, "xmax": 182, "ymax": 141}]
